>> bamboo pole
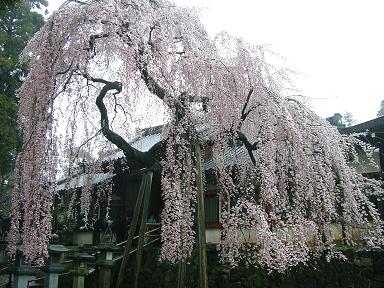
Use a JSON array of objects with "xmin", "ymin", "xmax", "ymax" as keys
[
  {"xmin": 195, "ymin": 144, "xmax": 208, "ymax": 288},
  {"xmin": 133, "ymin": 171, "xmax": 153, "ymax": 288},
  {"xmin": 116, "ymin": 172, "xmax": 150, "ymax": 288}
]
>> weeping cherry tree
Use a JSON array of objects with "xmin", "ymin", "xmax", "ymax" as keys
[{"xmin": 9, "ymin": 0, "xmax": 384, "ymax": 271}]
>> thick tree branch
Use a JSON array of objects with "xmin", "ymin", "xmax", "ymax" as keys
[
  {"xmin": 140, "ymin": 65, "xmax": 166, "ymax": 100},
  {"xmin": 237, "ymin": 131, "xmax": 257, "ymax": 166},
  {"xmin": 138, "ymin": 26, "xmax": 167, "ymax": 100},
  {"xmin": 85, "ymin": 75, "xmax": 162, "ymax": 170}
]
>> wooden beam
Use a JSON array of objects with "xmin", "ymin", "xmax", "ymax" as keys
[
  {"xmin": 177, "ymin": 260, "xmax": 186, "ymax": 288},
  {"xmin": 195, "ymin": 144, "xmax": 208, "ymax": 288},
  {"xmin": 116, "ymin": 172, "xmax": 150, "ymax": 288},
  {"xmin": 133, "ymin": 171, "xmax": 153, "ymax": 288}
]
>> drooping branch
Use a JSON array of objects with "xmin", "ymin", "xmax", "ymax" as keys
[{"xmin": 85, "ymin": 28, "xmax": 166, "ymax": 100}]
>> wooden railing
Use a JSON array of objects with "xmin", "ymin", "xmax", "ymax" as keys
[
  {"xmin": 114, "ymin": 223, "xmax": 160, "ymax": 262},
  {"xmin": 0, "ymin": 264, "xmax": 11, "ymax": 288}
]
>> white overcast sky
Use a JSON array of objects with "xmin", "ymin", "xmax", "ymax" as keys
[{"xmin": 47, "ymin": 0, "xmax": 384, "ymax": 124}]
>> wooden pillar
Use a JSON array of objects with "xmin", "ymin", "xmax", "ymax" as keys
[
  {"xmin": 177, "ymin": 260, "xmax": 186, "ymax": 288},
  {"xmin": 195, "ymin": 144, "xmax": 208, "ymax": 288},
  {"xmin": 379, "ymin": 142, "xmax": 384, "ymax": 173}
]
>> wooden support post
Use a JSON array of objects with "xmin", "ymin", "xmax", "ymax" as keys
[
  {"xmin": 116, "ymin": 172, "xmax": 151, "ymax": 288},
  {"xmin": 177, "ymin": 260, "xmax": 186, "ymax": 288},
  {"xmin": 133, "ymin": 171, "xmax": 153, "ymax": 288},
  {"xmin": 195, "ymin": 144, "xmax": 208, "ymax": 288}
]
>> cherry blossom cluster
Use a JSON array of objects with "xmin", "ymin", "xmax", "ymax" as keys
[
  {"xmin": 218, "ymin": 198, "xmax": 310, "ymax": 272},
  {"xmin": 160, "ymin": 98, "xmax": 198, "ymax": 262},
  {"xmin": 7, "ymin": 27, "xmax": 59, "ymax": 264}
]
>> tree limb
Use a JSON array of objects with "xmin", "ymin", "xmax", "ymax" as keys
[
  {"xmin": 137, "ymin": 26, "xmax": 167, "ymax": 100},
  {"xmin": 140, "ymin": 65, "xmax": 166, "ymax": 100},
  {"xmin": 85, "ymin": 75, "xmax": 162, "ymax": 170},
  {"xmin": 237, "ymin": 131, "xmax": 257, "ymax": 166},
  {"xmin": 241, "ymin": 87, "xmax": 254, "ymax": 122},
  {"xmin": 234, "ymin": 87, "xmax": 258, "ymax": 166}
]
